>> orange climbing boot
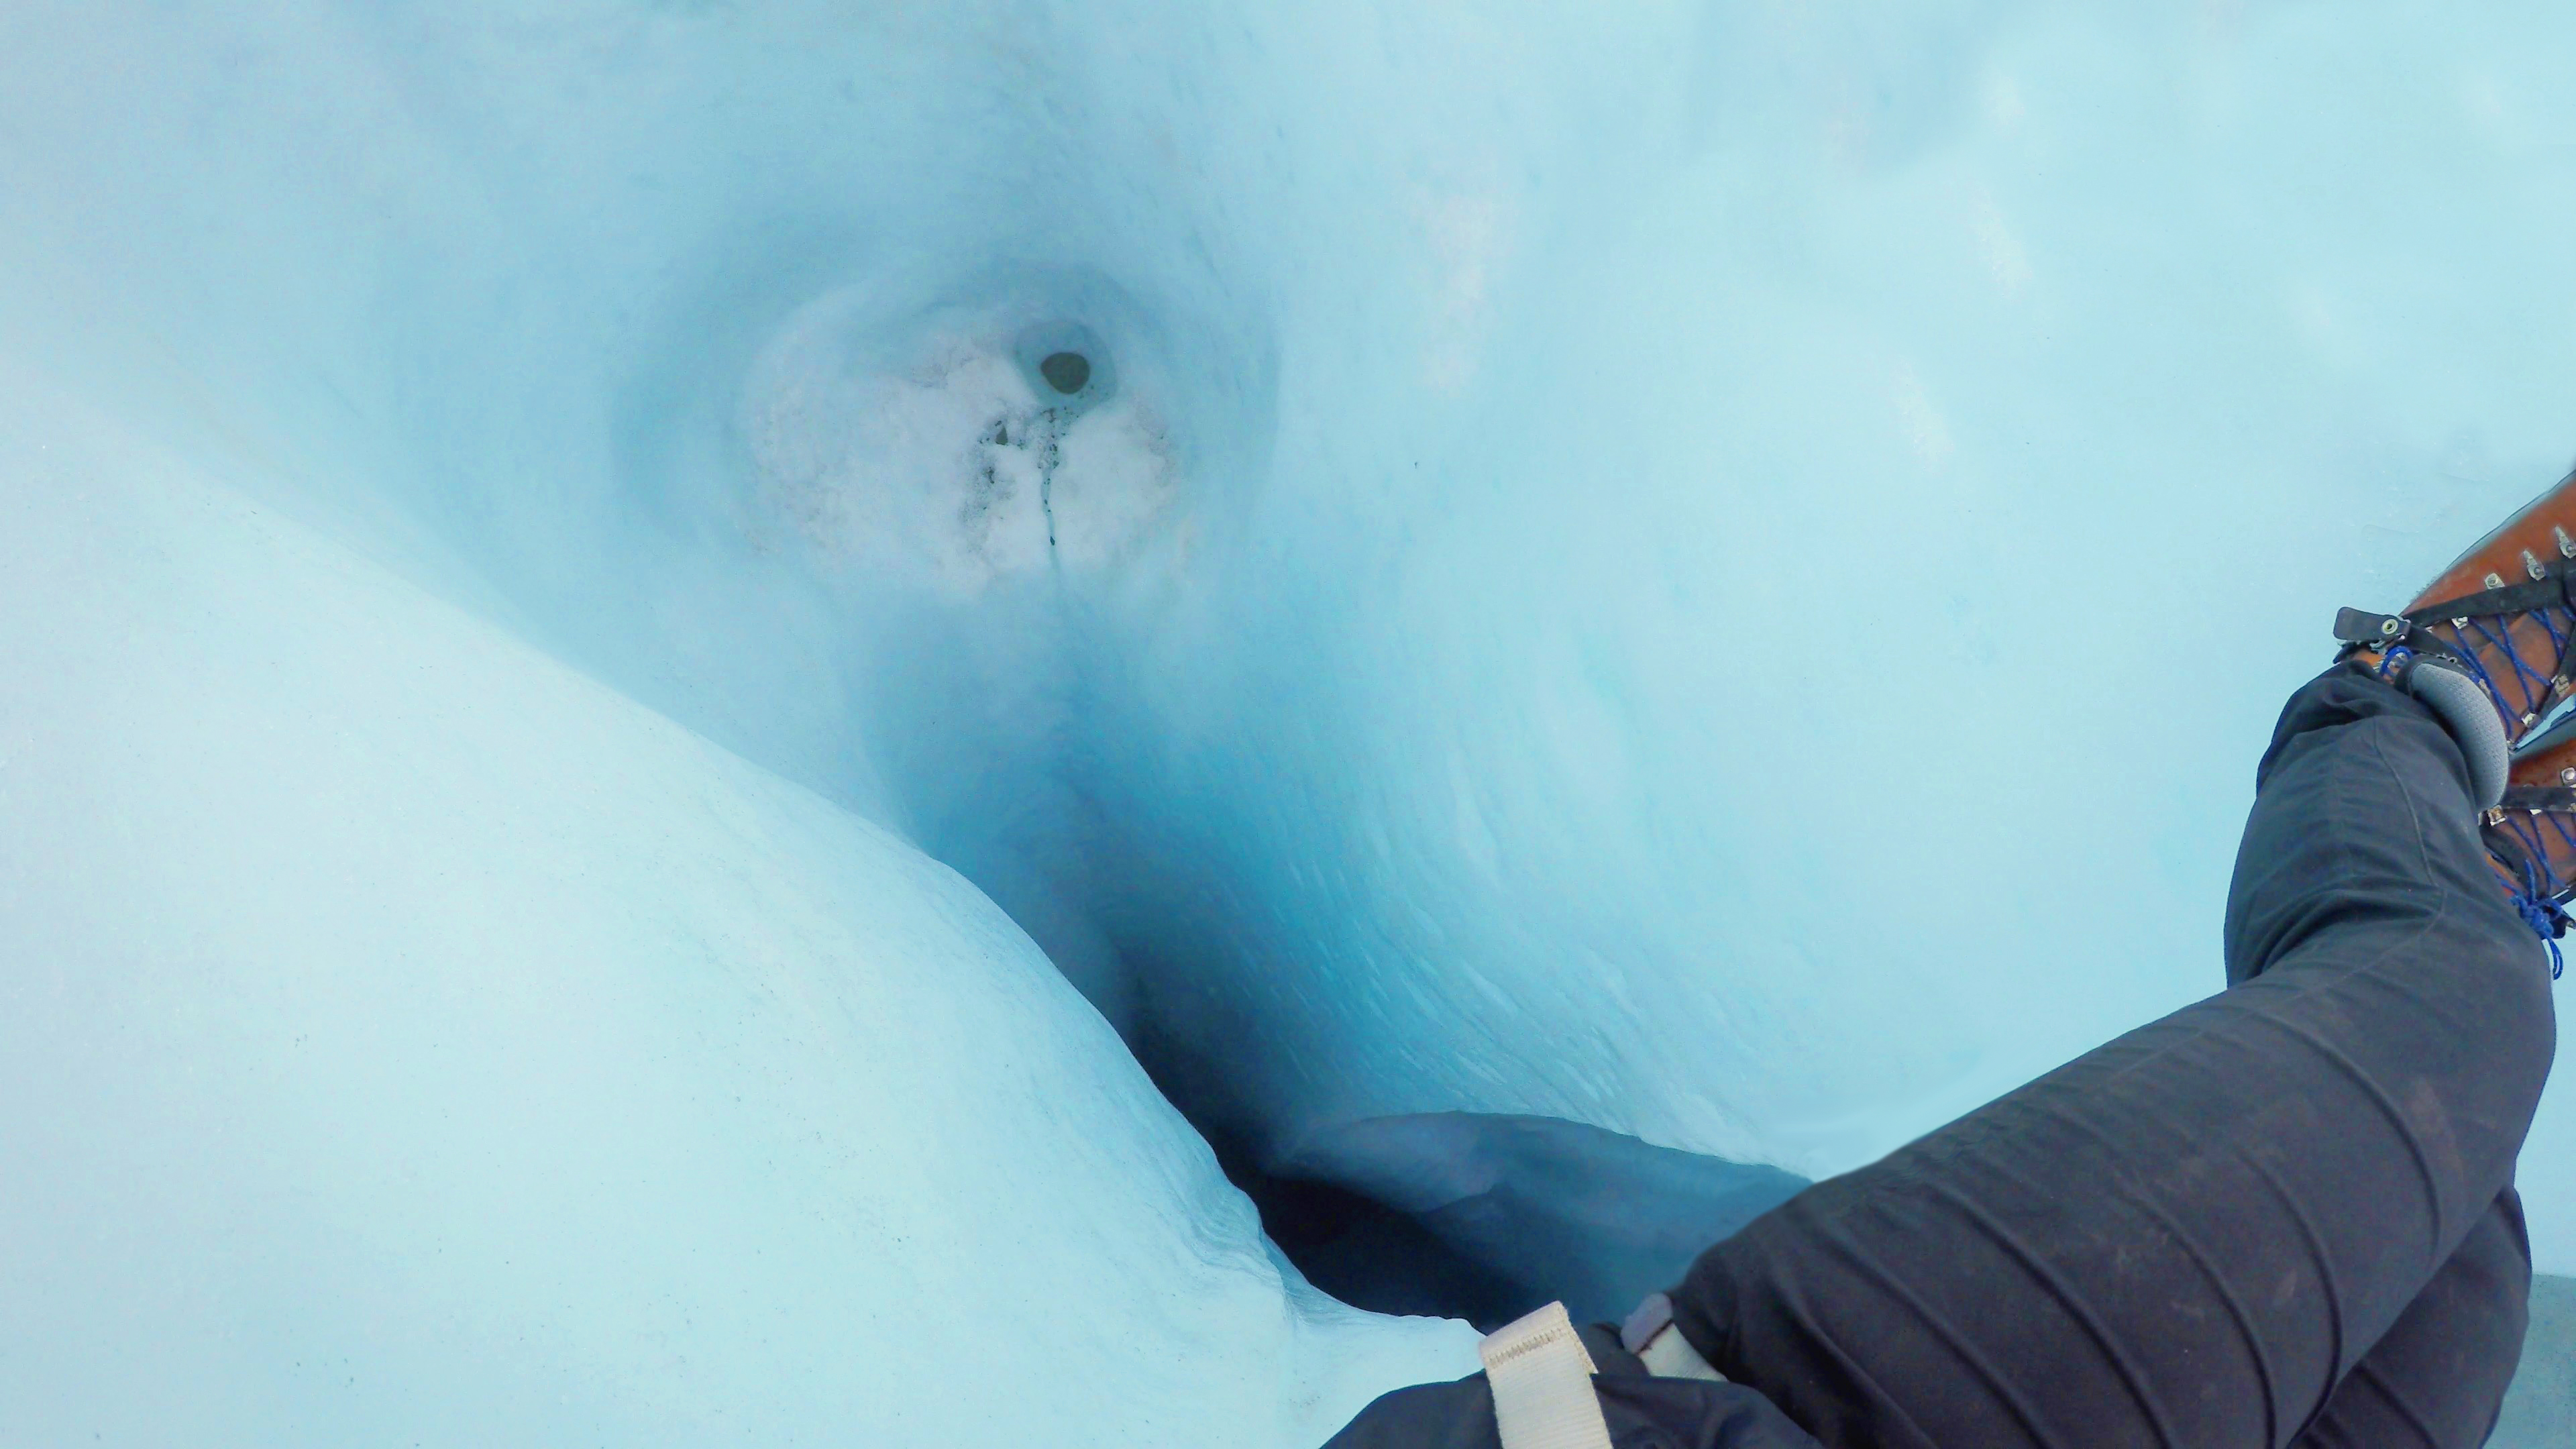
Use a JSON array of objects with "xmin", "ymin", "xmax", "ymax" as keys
[
  {"xmin": 2337, "ymin": 466, "xmax": 2576, "ymax": 750},
  {"xmin": 2484, "ymin": 735, "xmax": 2576, "ymax": 977},
  {"xmin": 2349, "ymin": 469, "xmax": 2576, "ymax": 969},
  {"xmin": 2336, "ymin": 466, "xmax": 2576, "ymax": 971}
]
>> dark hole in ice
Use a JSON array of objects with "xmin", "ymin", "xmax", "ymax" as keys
[
  {"xmin": 1128, "ymin": 997, "xmax": 1808, "ymax": 1331},
  {"xmin": 1040, "ymin": 350, "xmax": 1091, "ymax": 395}
]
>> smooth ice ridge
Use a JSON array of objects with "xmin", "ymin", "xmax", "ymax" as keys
[
  {"xmin": 0, "ymin": 386, "xmax": 1464, "ymax": 1442},
  {"xmin": 8, "ymin": 3, "xmax": 2576, "ymax": 1445}
]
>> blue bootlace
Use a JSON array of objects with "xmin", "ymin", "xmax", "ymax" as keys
[
  {"xmin": 2507, "ymin": 855, "xmax": 2570, "ymax": 980},
  {"xmin": 2381, "ymin": 607, "xmax": 2576, "ymax": 977},
  {"xmin": 2431, "ymin": 605, "xmax": 2576, "ymax": 729}
]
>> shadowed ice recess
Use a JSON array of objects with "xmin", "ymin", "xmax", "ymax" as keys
[{"xmin": 4, "ymin": 3, "xmax": 2576, "ymax": 1444}]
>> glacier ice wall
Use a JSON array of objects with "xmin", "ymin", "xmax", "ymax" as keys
[
  {"xmin": 0, "ymin": 386, "xmax": 1470, "ymax": 1442},
  {"xmin": 7, "ymin": 1, "xmax": 2576, "ymax": 1442}
]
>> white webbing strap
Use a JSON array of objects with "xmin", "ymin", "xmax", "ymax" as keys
[{"xmin": 1479, "ymin": 1301, "xmax": 1614, "ymax": 1449}]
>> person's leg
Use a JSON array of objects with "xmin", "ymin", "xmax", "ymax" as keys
[
  {"xmin": 2289, "ymin": 1186, "xmax": 2531, "ymax": 1448},
  {"xmin": 1668, "ymin": 668, "xmax": 2557, "ymax": 1448},
  {"xmin": 2253, "ymin": 681, "xmax": 2538, "ymax": 1449}
]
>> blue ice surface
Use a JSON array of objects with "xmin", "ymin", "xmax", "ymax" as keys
[{"xmin": 5, "ymin": 1, "xmax": 2576, "ymax": 1442}]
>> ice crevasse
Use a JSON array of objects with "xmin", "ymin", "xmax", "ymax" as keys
[{"xmin": 7, "ymin": 3, "xmax": 2576, "ymax": 1444}]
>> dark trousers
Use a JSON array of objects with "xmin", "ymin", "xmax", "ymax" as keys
[{"xmin": 1674, "ymin": 670, "xmax": 2559, "ymax": 1447}]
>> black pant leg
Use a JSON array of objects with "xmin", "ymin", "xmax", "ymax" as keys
[
  {"xmin": 1669, "ymin": 669, "xmax": 2557, "ymax": 1448},
  {"xmin": 2289, "ymin": 1188, "xmax": 2532, "ymax": 1449}
]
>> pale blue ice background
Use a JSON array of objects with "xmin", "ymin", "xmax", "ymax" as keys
[{"xmin": 5, "ymin": 2, "xmax": 2576, "ymax": 1443}]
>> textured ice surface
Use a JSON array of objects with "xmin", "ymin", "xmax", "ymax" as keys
[
  {"xmin": 6, "ymin": 1, "xmax": 2576, "ymax": 1442},
  {"xmin": 0, "ymin": 366, "xmax": 1470, "ymax": 1443}
]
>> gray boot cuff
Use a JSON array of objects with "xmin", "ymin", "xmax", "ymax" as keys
[{"xmin": 2402, "ymin": 657, "xmax": 2510, "ymax": 809}]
